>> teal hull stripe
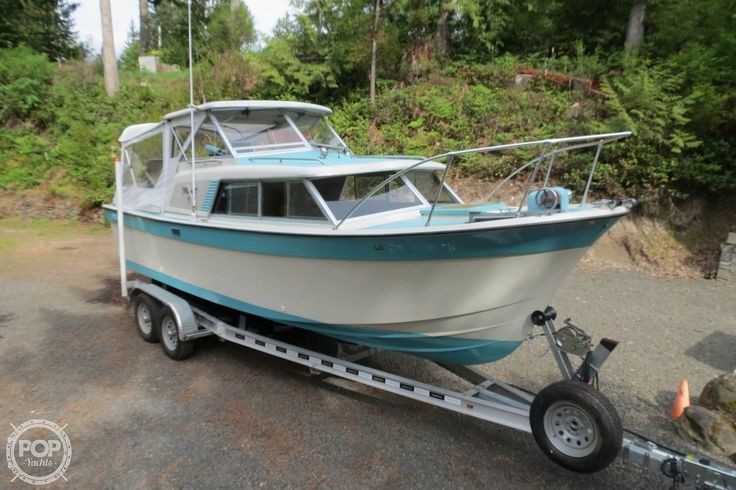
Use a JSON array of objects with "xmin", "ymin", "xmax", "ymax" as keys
[
  {"xmin": 106, "ymin": 209, "xmax": 619, "ymax": 261},
  {"xmin": 201, "ymin": 180, "xmax": 219, "ymax": 212},
  {"xmin": 127, "ymin": 261, "xmax": 522, "ymax": 365}
]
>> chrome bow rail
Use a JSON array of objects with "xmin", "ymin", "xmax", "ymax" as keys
[{"xmin": 333, "ymin": 131, "xmax": 631, "ymax": 230}]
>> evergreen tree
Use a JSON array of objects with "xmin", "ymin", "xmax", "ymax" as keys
[
  {"xmin": 150, "ymin": 0, "xmax": 208, "ymax": 67},
  {"xmin": 120, "ymin": 21, "xmax": 141, "ymax": 71},
  {"xmin": 205, "ymin": 0, "xmax": 255, "ymax": 56},
  {"xmin": 0, "ymin": 0, "xmax": 82, "ymax": 60}
]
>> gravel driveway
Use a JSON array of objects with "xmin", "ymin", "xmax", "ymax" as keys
[{"xmin": 1, "ymin": 223, "xmax": 734, "ymax": 488}]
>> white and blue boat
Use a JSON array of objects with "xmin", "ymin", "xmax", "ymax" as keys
[{"xmin": 104, "ymin": 100, "xmax": 632, "ymax": 365}]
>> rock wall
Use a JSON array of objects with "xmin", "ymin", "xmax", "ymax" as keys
[{"xmin": 719, "ymin": 232, "xmax": 736, "ymax": 281}]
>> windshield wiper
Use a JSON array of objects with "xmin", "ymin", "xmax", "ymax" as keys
[{"xmin": 313, "ymin": 143, "xmax": 344, "ymax": 150}]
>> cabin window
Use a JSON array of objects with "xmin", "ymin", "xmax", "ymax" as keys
[
  {"xmin": 193, "ymin": 117, "xmax": 230, "ymax": 157},
  {"xmin": 212, "ymin": 180, "xmax": 326, "ymax": 220},
  {"xmin": 123, "ymin": 131, "xmax": 164, "ymax": 188},
  {"xmin": 261, "ymin": 182, "xmax": 285, "ymax": 217},
  {"xmin": 287, "ymin": 182, "xmax": 324, "ymax": 219},
  {"xmin": 262, "ymin": 181, "xmax": 324, "ymax": 219},
  {"xmin": 213, "ymin": 182, "xmax": 258, "ymax": 216},
  {"xmin": 172, "ymin": 118, "xmax": 230, "ymax": 163},
  {"xmin": 170, "ymin": 126, "xmax": 191, "ymax": 158},
  {"xmin": 312, "ymin": 172, "xmax": 422, "ymax": 220},
  {"xmin": 406, "ymin": 171, "xmax": 456, "ymax": 203}
]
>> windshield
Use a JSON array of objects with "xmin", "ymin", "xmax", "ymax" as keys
[
  {"xmin": 290, "ymin": 113, "xmax": 344, "ymax": 149},
  {"xmin": 211, "ymin": 110, "xmax": 344, "ymax": 154},
  {"xmin": 312, "ymin": 173, "xmax": 422, "ymax": 220},
  {"xmin": 214, "ymin": 110, "xmax": 306, "ymax": 154}
]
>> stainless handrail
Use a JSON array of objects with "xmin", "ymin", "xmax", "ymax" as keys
[
  {"xmin": 582, "ymin": 140, "xmax": 604, "ymax": 204},
  {"xmin": 247, "ymin": 157, "xmax": 326, "ymax": 165},
  {"xmin": 425, "ymin": 155, "xmax": 454, "ymax": 227},
  {"xmin": 332, "ymin": 131, "xmax": 631, "ymax": 230},
  {"xmin": 483, "ymin": 138, "xmax": 621, "ymax": 201},
  {"xmin": 517, "ymin": 142, "xmax": 549, "ymax": 216}
]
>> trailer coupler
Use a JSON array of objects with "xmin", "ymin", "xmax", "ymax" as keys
[{"xmin": 621, "ymin": 434, "xmax": 736, "ymax": 489}]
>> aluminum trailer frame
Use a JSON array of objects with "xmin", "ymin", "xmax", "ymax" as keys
[{"xmin": 127, "ymin": 280, "xmax": 736, "ymax": 489}]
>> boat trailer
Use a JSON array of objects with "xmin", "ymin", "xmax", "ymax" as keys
[{"xmin": 128, "ymin": 280, "xmax": 736, "ymax": 488}]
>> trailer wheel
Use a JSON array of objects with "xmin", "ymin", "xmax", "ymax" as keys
[
  {"xmin": 133, "ymin": 293, "xmax": 160, "ymax": 343},
  {"xmin": 530, "ymin": 380, "xmax": 622, "ymax": 473},
  {"xmin": 158, "ymin": 307, "xmax": 194, "ymax": 360}
]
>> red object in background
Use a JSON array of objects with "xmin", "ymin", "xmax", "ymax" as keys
[{"xmin": 518, "ymin": 67, "xmax": 602, "ymax": 95}]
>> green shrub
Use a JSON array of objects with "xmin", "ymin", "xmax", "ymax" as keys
[
  {"xmin": 0, "ymin": 46, "xmax": 54, "ymax": 125},
  {"xmin": 600, "ymin": 60, "xmax": 701, "ymax": 199}
]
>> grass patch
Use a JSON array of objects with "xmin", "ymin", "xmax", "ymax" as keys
[
  {"xmin": 0, "ymin": 218, "xmax": 107, "ymax": 248},
  {"xmin": 0, "ymin": 236, "xmax": 18, "ymax": 249}
]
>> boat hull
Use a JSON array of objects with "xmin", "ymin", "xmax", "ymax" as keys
[{"xmin": 106, "ymin": 209, "xmax": 621, "ymax": 364}]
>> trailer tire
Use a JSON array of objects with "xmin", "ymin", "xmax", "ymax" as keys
[
  {"xmin": 133, "ymin": 293, "xmax": 160, "ymax": 343},
  {"xmin": 158, "ymin": 307, "xmax": 194, "ymax": 360},
  {"xmin": 530, "ymin": 380, "xmax": 622, "ymax": 473}
]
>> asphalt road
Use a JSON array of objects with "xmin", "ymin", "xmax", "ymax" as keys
[{"xmin": 1, "ymin": 227, "xmax": 734, "ymax": 488}]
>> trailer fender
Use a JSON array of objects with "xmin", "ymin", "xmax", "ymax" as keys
[{"xmin": 126, "ymin": 280, "xmax": 199, "ymax": 340}]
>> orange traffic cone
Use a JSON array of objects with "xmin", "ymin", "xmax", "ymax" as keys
[{"xmin": 671, "ymin": 378, "xmax": 690, "ymax": 419}]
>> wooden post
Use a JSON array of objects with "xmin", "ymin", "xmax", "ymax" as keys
[
  {"xmin": 139, "ymin": 0, "xmax": 150, "ymax": 53},
  {"xmin": 100, "ymin": 0, "xmax": 119, "ymax": 96},
  {"xmin": 370, "ymin": 0, "xmax": 380, "ymax": 106}
]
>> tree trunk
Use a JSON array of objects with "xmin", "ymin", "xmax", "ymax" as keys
[
  {"xmin": 434, "ymin": 1, "xmax": 450, "ymax": 57},
  {"xmin": 370, "ymin": 0, "xmax": 380, "ymax": 106},
  {"xmin": 100, "ymin": 0, "xmax": 119, "ymax": 96},
  {"xmin": 625, "ymin": 0, "xmax": 646, "ymax": 50},
  {"xmin": 139, "ymin": 0, "xmax": 149, "ymax": 53}
]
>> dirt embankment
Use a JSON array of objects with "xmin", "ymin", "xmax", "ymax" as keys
[
  {"xmin": 0, "ymin": 187, "xmax": 100, "ymax": 222},
  {"xmin": 449, "ymin": 175, "xmax": 736, "ymax": 279},
  {"xmin": 583, "ymin": 198, "xmax": 736, "ymax": 279}
]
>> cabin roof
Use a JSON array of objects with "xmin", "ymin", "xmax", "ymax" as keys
[
  {"xmin": 118, "ymin": 122, "xmax": 163, "ymax": 144},
  {"xmin": 163, "ymin": 100, "xmax": 332, "ymax": 120},
  {"xmin": 182, "ymin": 159, "xmax": 446, "ymax": 181}
]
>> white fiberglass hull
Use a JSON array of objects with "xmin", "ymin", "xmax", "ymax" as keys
[{"xmin": 107, "ymin": 209, "xmax": 614, "ymax": 364}]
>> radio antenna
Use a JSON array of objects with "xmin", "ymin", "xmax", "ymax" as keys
[{"xmin": 187, "ymin": 0, "xmax": 196, "ymax": 218}]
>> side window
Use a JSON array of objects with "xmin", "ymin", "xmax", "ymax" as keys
[
  {"xmin": 124, "ymin": 132, "xmax": 164, "ymax": 188},
  {"xmin": 287, "ymin": 182, "xmax": 323, "ymax": 219},
  {"xmin": 406, "ymin": 171, "xmax": 455, "ymax": 203},
  {"xmin": 261, "ymin": 182, "xmax": 286, "ymax": 217},
  {"xmin": 171, "ymin": 126, "xmax": 191, "ymax": 158},
  {"xmin": 354, "ymin": 174, "xmax": 420, "ymax": 204},
  {"xmin": 174, "ymin": 117, "xmax": 229, "ymax": 162},
  {"xmin": 213, "ymin": 182, "xmax": 258, "ymax": 216},
  {"xmin": 211, "ymin": 181, "xmax": 326, "ymax": 220},
  {"xmin": 193, "ymin": 117, "xmax": 229, "ymax": 158},
  {"xmin": 312, "ymin": 172, "xmax": 423, "ymax": 220}
]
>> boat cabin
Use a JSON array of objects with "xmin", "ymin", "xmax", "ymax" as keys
[{"xmin": 117, "ymin": 101, "xmax": 461, "ymax": 227}]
